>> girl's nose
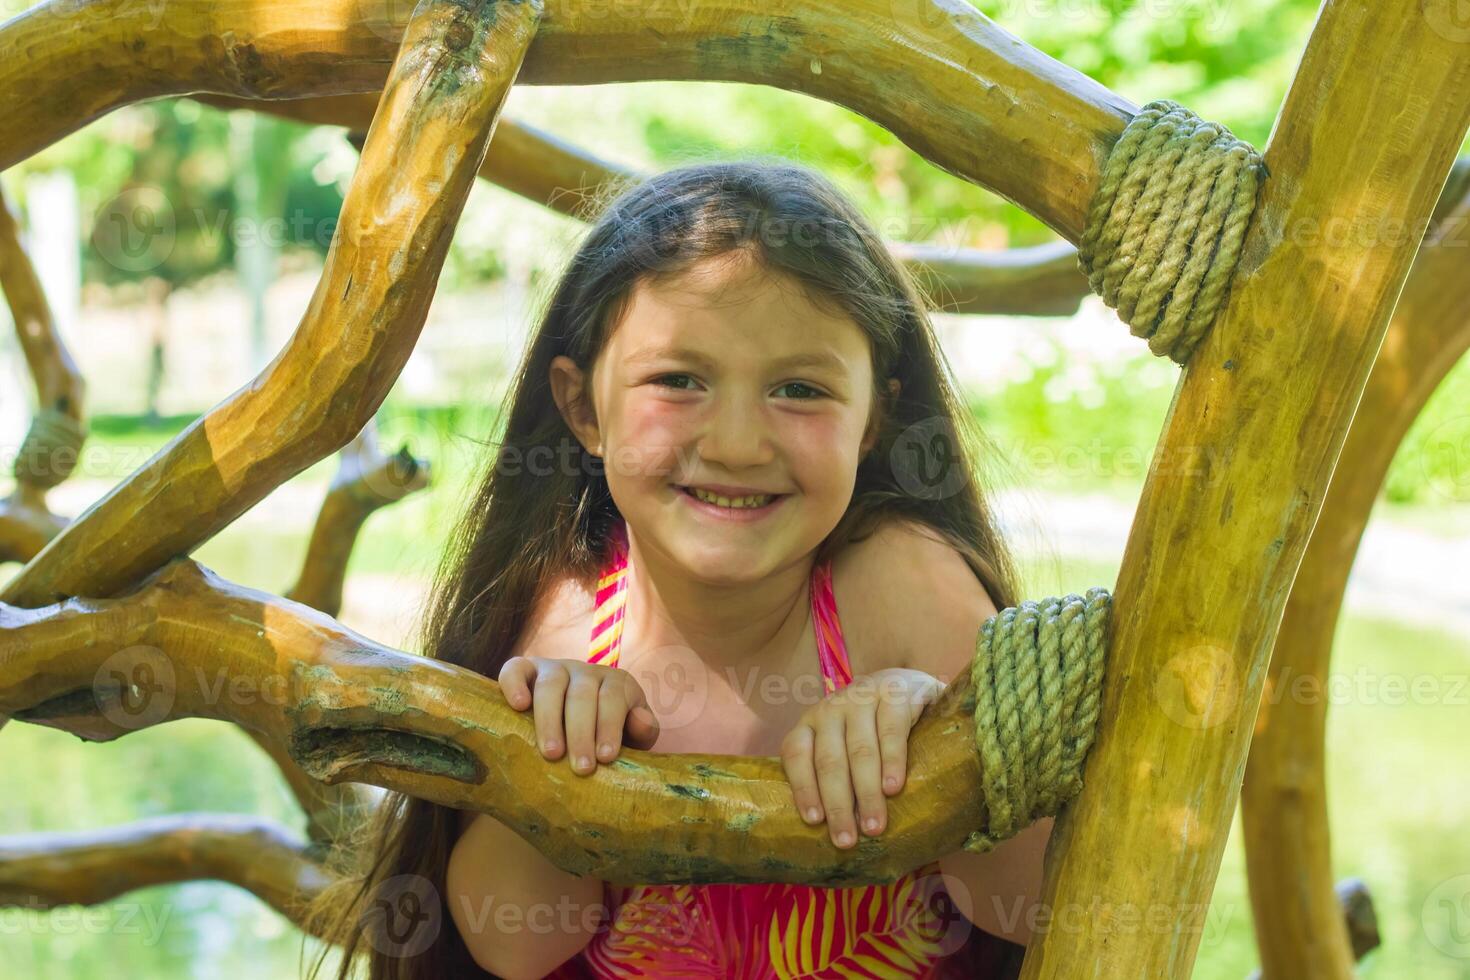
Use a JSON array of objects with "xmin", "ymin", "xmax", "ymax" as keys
[{"xmin": 697, "ymin": 393, "xmax": 775, "ymax": 468}]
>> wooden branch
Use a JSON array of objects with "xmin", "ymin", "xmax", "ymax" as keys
[
  {"xmin": 0, "ymin": 489, "xmax": 66, "ymax": 567},
  {"xmin": 197, "ymin": 94, "xmax": 636, "ymax": 222},
  {"xmin": 266, "ymin": 421, "xmax": 417, "ymax": 843},
  {"xmin": 0, "ymin": 0, "xmax": 540, "ymax": 610},
  {"xmin": 207, "ymin": 93, "xmax": 1092, "ymax": 315},
  {"xmin": 1242, "ymin": 157, "xmax": 1470, "ymax": 979},
  {"xmin": 0, "ymin": 812, "xmax": 334, "ymax": 935},
  {"xmin": 3, "ymin": 189, "xmax": 423, "ymax": 830},
  {"xmin": 1243, "ymin": 878, "xmax": 1380, "ymax": 979},
  {"xmin": 0, "ymin": 0, "xmax": 1131, "ymax": 241},
  {"xmin": 284, "ymin": 420, "xmax": 430, "ymax": 619},
  {"xmin": 0, "ymin": 557, "xmax": 994, "ymax": 887},
  {"xmin": 887, "ymin": 240, "xmax": 1086, "ymax": 317},
  {"xmin": 1019, "ymin": 3, "xmax": 1470, "ymax": 977},
  {"xmin": 0, "ymin": 181, "xmax": 86, "ymax": 481},
  {"xmin": 0, "ymin": 180, "xmax": 82, "ymax": 561}
]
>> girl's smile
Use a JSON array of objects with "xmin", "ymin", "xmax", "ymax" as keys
[{"xmin": 673, "ymin": 482, "xmax": 792, "ymax": 523}]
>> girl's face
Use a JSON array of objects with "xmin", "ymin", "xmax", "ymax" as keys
[{"xmin": 550, "ymin": 251, "xmax": 891, "ymax": 585}]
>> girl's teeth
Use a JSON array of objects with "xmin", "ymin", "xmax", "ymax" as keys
[{"xmin": 689, "ymin": 487, "xmax": 774, "ymax": 508}]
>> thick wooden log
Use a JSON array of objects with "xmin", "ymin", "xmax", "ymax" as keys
[
  {"xmin": 0, "ymin": 0, "xmax": 540, "ymax": 610},
  {"xmin": 1242, "ymin": 158, "xmax": 1470, "ymax": 979},
  {"xmin": 0, "ymin": 557, "xmax": 993, "ymax": 887},
  {"xmin": 0, "ymin": 0, "xmax": 1130, "ymax": 241},
  {"xmin": 0, "ymin": 812, "xmax": 334, "ymax": 934},
  {"xmin": 1017, "ymin": 2, "xmax": 1470, "ymax": 977}
]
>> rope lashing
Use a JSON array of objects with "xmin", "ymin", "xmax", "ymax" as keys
[
  {"xmin": 13, "ymin": 406, "xmax": 85, "ymax": 489},
  {"xmin": 1077, "ymin": 99, "xmax": 1266, "ymax": 365},
  {"xmin": 963, "ymin": 587, "xmax": 1111, "ymax": 855}
]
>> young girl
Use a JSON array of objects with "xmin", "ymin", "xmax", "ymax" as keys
[{"xmin": 308, "ymin": 158, "xmax": 1051, "ymax": 979}]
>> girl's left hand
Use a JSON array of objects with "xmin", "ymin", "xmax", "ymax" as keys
[{"xmin": 780, "ymin": 667, "xmax": 945, "ymax": 849}]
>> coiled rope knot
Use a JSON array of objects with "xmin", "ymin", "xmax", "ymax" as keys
[
  {"xmin": 963, "ymin": 587, "xmax": 1111, "ymax": 855},
  {"xmin": 1078, "ymin": 99, "xmax": 1266, "ymax": 366},
  {"xmin": 14, "ymin": 407, "xmax": 86, "ymax": 489}
]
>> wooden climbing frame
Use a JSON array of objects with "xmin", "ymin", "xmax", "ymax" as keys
[{"xmin": 1, "ymin": 0, "xmax": 1469, "ymax": 977}]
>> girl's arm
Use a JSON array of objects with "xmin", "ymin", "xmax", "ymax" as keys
[
  {"xmin": 935, "ymin": 815, "xmax": 1054, "ymax": 947},
  {"xmin": 446, "ymin": 579, "xmax": 656, "ymax": 977},
  {"xmin": 447, "ymin": 809, "xmax": 606, "ymax": 979},
  {"xmin": 837, "ymin": 518, "xmax": 1055, "ymax": 945}
]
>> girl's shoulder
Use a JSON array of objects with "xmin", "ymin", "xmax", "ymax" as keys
[
  {"xmin": 507, "ymin": 571, "xmax": 599, "ymax": 663},
  {"xmin": 828, "ymin": 516, "xmax": 998, "ymax": 680}
]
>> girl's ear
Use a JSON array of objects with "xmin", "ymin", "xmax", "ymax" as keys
[
  {"xmin": 549, "ymin": 355, "xmax": 604, "ymax": 456},
  {"xmin": 861, "ymin": 378, "xmax": 901, "ymax": 457}
]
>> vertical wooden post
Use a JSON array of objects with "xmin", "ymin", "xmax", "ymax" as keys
[
  {"xmin": 1243, "ymin": 164, "xmax": 1470, "ymax": 978},
  {"xmin": 1019, "ymin": 2, "xmax": 1470, "ymax": 976}
]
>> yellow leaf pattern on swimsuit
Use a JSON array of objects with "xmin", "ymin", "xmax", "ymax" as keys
[{"xmin": 543, "ymin": 516, "xmax": 1018, "ymax": 979}]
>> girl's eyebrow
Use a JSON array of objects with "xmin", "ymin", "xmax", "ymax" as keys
[{"xmin": 626, "ymin": 345, "xmax": 848, "ymax": 374}]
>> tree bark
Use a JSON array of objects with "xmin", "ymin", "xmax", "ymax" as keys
[
  {"xmin": 0, "ymin": 556, "xmax": 998, "ymax": 887},
  {"xmin": 1018, "ymin": 2, "xmax": 1470, "ymax": 976},
  {"xmin": 1242, "ymin": 157, "xmax": 1470, "ymax": 979}
]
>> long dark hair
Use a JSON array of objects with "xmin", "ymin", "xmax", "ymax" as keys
[{"xmin": 303, "ymin": 156, "xmax": 1022, "ymax": 978}]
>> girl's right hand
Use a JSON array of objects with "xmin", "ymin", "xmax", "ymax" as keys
[{"xmin": 498, "ymin": 656, "xmax": 661, "ymax": 776}]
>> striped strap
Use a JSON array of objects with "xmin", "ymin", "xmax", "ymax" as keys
[
  {"xmin": 588, "ymin": 520, "xmax": 630, "ymax": 667},
  {"xmin": 585, "ymin": 518, "xmax": 853, "ymax": 696}
]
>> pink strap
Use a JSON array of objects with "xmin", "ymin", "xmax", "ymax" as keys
[
  {"xmin": 810, "ymin": 558, "xmax": 853, "ymax": 694},
  {"xmin": 587, "ymin": 517, "xmax": 852, "ymax": 691}
]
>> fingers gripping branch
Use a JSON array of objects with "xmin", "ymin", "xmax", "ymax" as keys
[{"xmin": 0, "ymin": 558, "xmax": 1110, "ymax": 887}]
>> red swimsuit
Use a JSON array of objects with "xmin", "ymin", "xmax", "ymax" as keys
[{"xmin": 545, "ymin": 517, "xmax": 1023, "ymax": 978}]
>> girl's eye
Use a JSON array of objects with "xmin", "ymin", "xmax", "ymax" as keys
[
  {"xmin": 651, "ymin": 376, "xmax": 823, "ymax": 399},
  {"xmin": 776, "ymin": 382, "xmax": 824, "ymax": 399}
]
